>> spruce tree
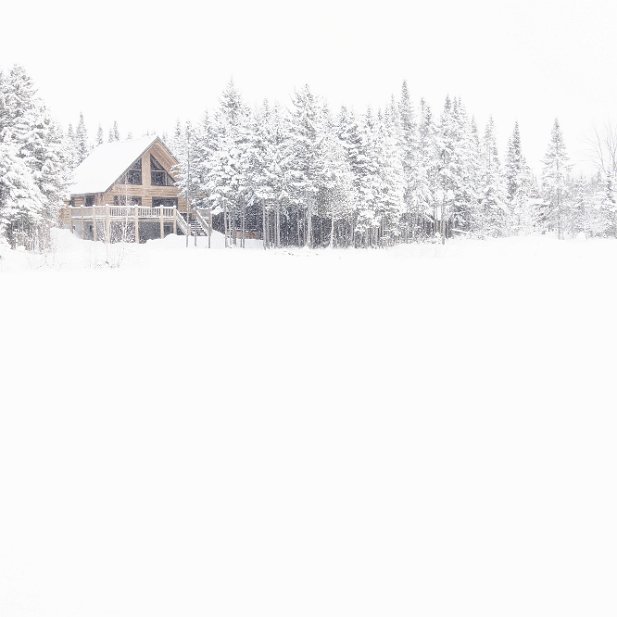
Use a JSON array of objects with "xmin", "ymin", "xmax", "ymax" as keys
[
  {"xmin": 75, "ymin": 112, "xmax": 89, "ymax": 164},
  {"xmin": 540, "ymin": 119, "xmax": 570, "ymax": 238},
  {"xmin": 398, "ymin": 81, "xmax": 419, "ymax": 239},
  {"xmin": 478, "ymin": 117, "xmax": 507, "ymax": 237},
  {"xmin": 505, "ymin": 122, "xmax": 532, "ymax": 234}
]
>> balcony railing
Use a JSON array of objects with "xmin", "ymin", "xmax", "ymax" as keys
[{"xmin": 69, "ymin": 205, "xmax": 178, "ymax": 220}]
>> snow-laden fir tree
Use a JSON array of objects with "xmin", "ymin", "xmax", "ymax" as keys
[
  {"xmin": 336, "ymin": 106, "xmax": 370, "ymax": 245},
  {"xmin": 0, "ymin": 65, "xmax": 68, "ymax": 249},
  {"xmin": 75, "ymin": 112, "xmax": 89, "ymax": 165},
  {"xmin": 504, "ymin": 122, "xmax": 532, "ymax": 234},
  {"xmin": 205, "ymin": 81, "xmax": 252, "ymax": 246},
  {"xmin": 0, "ymin": 130, "xmax": 45, "ymax": 248},
  {"xmin": 246, "ymin": 101, "xmax": 293, "ymax": 247},
  {"xmin": 436, "ymin": 97, "xmax": 470, "ymax": 238},
  {"xmin": 108, "ymin": 120, "xmax": 120, "ymax": 142},
  {"xmin": 416, "ymin": 99, "xmax": 439, "ymax": 238},
  {"xmin": 285, "ymin": 85, "xmax": 335, "ymax": 248},
  {"xmin": 398, "ymin": 81, "xmax": 420, "ymax": 239},
  {"xmin": 478, "ymin": 117, "xmax": 508, "ymax": 237},
  {"xmin": 540, "ymin": 119, "xmax": 570, "ymax": 239},
  {"xmin": 375, "ymin": 107, "xmax": 405, "ymax": 244}
]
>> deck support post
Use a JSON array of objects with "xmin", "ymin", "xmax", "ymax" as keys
[
  {"xmin": 134, "ymin": 206, "xmax": 139, "ymax": 244},
  {"xmin": 105, "ymin": 205, "xmax": 111, "ymax": 243},
  {"xmin": 160, "ymin": 208, "xmax": 164, "ymax": 239},
  {"xmin": 92, "ymin": 207, "xmax": 98, "ymax": 242}
]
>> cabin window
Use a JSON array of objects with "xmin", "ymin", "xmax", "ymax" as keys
[
  {"xmin": 150, "ymin": 155, "xmax": 175, "ymax": 186},
  {"xmin": 152, "ymin": 198, "xmax": 178, "ymax": 209},
  {"xmin": 113, "ymin": 196, "xmax": 142, "ymax": 206},
  {"xmin": 117, "ymin": 158, "xmax": 142, "ymax": 185},
  {"xmin": 85, "ymin": 195, "xmax": 95, "ymax": 207}
]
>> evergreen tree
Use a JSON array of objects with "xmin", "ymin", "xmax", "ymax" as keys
[
  {"xmin": 505, "ymin": 122, "xmax": 532, "ymax": 234},
  {"xmin": 75, "ymin": 112, "xmax": 89, "ymax": 164},
  {"xmin": 416, "ymin": 100, "xmax": 439, "ymax": 238},
  {"xmin": 205, "ymin": 81, "xmax": 252, "ymax": 246},
  {"xmin": 0, "ymin": 65, "xmax": 68, "ymax": 248},
  {"xmin": 398, "ymin": 81, "xmax": 419, "ymax": 239},
  {"xmin": 0, "ymin": 130, "xmax": 45, "ymax": 249},
  {"xmin": 540, "ymin": 119, "xmax": 570, "ymax": 238},
  {"xmin": 285, "ymin": 84, "xmax": 333, "ymax": 247},
  {"xmin": 478, "ymin": 117, "xmax": 507, "ymax": 236}
]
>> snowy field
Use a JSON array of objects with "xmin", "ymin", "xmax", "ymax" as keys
[{"xmin": 1, "ymin": 232, "xmax": 616, "ymax": 617}]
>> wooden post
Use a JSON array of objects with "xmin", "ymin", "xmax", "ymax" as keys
[
  {"xmin": 105, "ymin": 205, "xmax": 111, "ymax": 243},
  {"xmin": 159, "ymin": 207, "xmax": 164, "ymax": 239},
  {"xmin": 93, "ymin": 207, "xmax": 98, "ymax": 242},
  {"xmin": 134, "ymin": 206, "xmax": 139, "ymax": 244},
  {"xmin": 173, "ymin": 210, "xmax": 177, "ymax": 235}
]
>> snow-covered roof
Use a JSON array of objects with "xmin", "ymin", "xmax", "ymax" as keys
[{"xmin": 70, "ymin": 135, "xmax": 159, "ymax": 195}]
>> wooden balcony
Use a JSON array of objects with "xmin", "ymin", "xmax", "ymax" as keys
[
  {"xmin": 69, "ymin": 205, "xmax": 178, "ymax": 221},
  {"xmin": 66, "ymin": 205, "xmax": 188, "ymax": 242}
]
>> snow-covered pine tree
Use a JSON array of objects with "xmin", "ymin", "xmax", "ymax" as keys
[
  {"xmin": 416, "ymin": 99, "xmax": 438, "ymax": 238},
  {"xmin": 540, "ymin": 119, "xmax": 570, "ymax": 238},
  {"xmin": 285, "ymin": 84, "xmax": 332, "ymax": 247},
  {"xmin": 75, "ymin": 113, "xmax": 89, "ymax": 165},
  {"xmin": 96, "ymin": 125, "xmax": 104, "ymax": 145},
  {"xmin": 590, "ymin": 124, "xmax": 617, "ymax": 237},
  {"xmin": 336, "ymin": 106, "xmax": 371, "ymax": 245},
  {"xmin": 455, "ymin": 103, "xmax": 481, "ymax": 236},
  {"xmin": 478, "ymin": 117, "xmax": 508, "ymax": 237},
  {"xmin": 599, "ymin": 171, "xmax": 617, "ymax": 237},
  {"xmin": 375, "ymin": 106, "xmax": 404, "ymax": 245},
  {"xmin": 1, "ymin": 66, "xmax": 38, "ymax": 148},
  {"xmin": 246, "ymin": 101, "xmax": 293, "ymax": 247},
  {"xmin": 0, "ymin": 129, "xmax": 45, "ymax": 249},
  {"xmin": 398, "ymin": 81, "xmax": 419, "ymax": 240},
  {"xmin": 569, "ymin": 176, "xmax": 592, "ymax": 237},
  {"xmin": 435, "ymin": 96, "xmax": 464, "ymax": 240},
  {"xmin": 465, "ymin": 117, "xmax": 483, "ymax": 235},
  {"xmin": 0, "ymin": 65, "xmax": 69, "ymax": 248},
  {"xmin": 316, "ymin": 104, "xmax": 356, "ymax": 248},
  {"xmin": 111, "ymin": 121, "xmax": 120, "ymax": 142},
  {"xmin": 205, "ymin": 81, "xmax": 252, "ymax": 247},
  {"xmin": 504, "ymin": 122, "xmax": 533, "ymax": 234},
  {"xmin": 353, "ymin": 108, "xmax": 384, "ymax": 246}
]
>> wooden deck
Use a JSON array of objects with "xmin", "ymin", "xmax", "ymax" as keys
[{"xmin": 67, "ymin": 205, "xmax": 188, "ymax": 241}]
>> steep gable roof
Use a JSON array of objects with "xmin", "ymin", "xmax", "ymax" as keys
[{"xmin": 70, "ymin": 135, "xmax": 174, "ymax": 195}]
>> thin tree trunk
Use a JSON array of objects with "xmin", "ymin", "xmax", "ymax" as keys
[
  {"xmin": 262, "ymin": 201, "xmax": 267, "ymax": 250},
  {"xmin": 223, "ymin": 203, "xmax": 229, "ymax": 247}
]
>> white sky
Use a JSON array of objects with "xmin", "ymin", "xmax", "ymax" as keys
[{"xmin": 2, "ymin": 0, "xmax": 617, "ymax": 174}]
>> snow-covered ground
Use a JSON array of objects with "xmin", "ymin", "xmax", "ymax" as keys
[{"xmin": 1, "ymin": 232, "xmax": 616, "ymax": 617}]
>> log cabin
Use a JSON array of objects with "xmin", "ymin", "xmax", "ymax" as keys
[{"xmin": 64, "ymin": 135, "xmax": 209, "ymax": 242}]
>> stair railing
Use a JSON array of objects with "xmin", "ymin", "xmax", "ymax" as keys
[
  {"xmin": 193, "ymin": 208, "xmax": 210, "ymax": 236},
  {"xmin": 175, "ymin": 209, "xmax": 190, "ymax": 235}
]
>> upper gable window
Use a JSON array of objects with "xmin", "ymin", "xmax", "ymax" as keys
[
  {"xmin": 118, "ymin": 158, "xmax": 142, "ymax": 185},
  {"xmin": 150, "ymin": 155, "xmax": 175, "ymax": 187}
]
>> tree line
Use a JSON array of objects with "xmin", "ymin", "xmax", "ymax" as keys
[
  {"xmin": 2, "ymin": 65, "xmax": 617, "ymax": 251},
  {"xmin": 169, "ymin": 81, "xmax": 616, "ymax": 247}
]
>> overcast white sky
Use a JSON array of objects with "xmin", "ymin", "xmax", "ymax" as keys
[{"xmin": 2, "ymin": 0, "xmax": 616, "ymax": 173}]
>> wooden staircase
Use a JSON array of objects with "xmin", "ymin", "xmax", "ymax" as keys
[{"xmin": 177, "ymin": 208, "xmax": 210, "ymax": 237}]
